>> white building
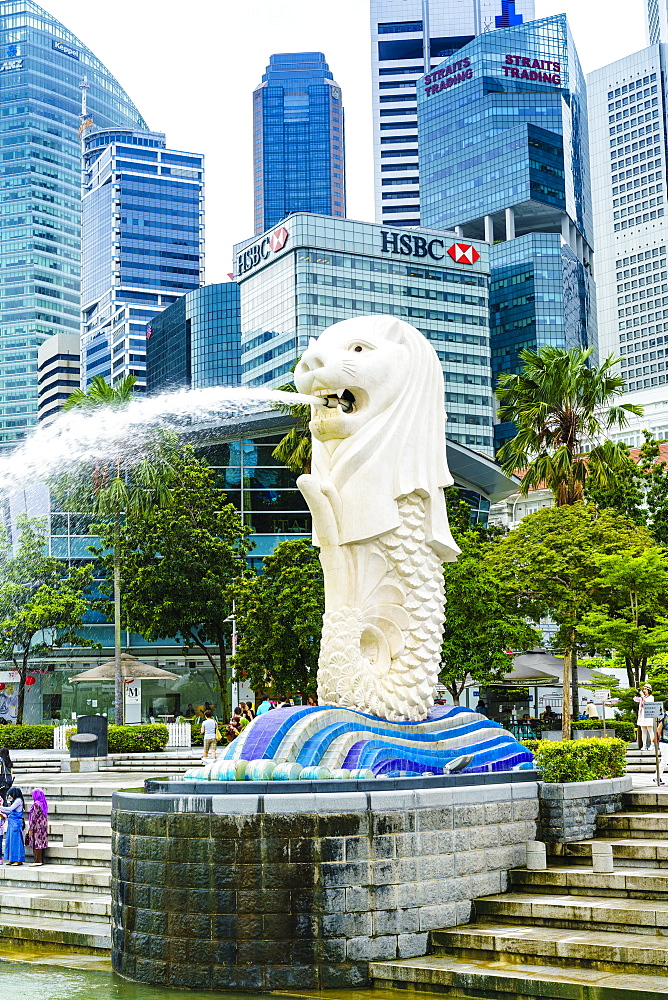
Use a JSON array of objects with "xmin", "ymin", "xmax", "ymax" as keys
[
  {"xmin": 648, "ymin": 0, "xmax": 668, "ymax": 44},
  {"xmin": 588, "ymin": 47, "xmax": 668, "ymax": 412},
  {"xmin": 370, "ymin": 0, "xmax": 534, "ymax": 228}
]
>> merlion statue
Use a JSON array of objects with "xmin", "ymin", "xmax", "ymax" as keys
[{"xmin": 295, "ymin": 315, "xmax": 460, "ymax": 722}]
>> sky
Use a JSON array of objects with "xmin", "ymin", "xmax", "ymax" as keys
[{"xmin": 44, "ymin": 0, "xmax": 648, "ymax": 281}]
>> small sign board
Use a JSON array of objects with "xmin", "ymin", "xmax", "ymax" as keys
[
  {"xmin": 594, "ymin": 689, "xmax": 611, "ymax": 703},
  {"xmin": 643, "ymin": 702, "xmax": 663, "ymax": 720}
]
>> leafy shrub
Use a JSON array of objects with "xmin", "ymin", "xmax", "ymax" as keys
[
  {"xmin": 532, "ymin": 737, "xmax": 627, "ymax": 783},
  {"xmin": 573, "ymin": 718, "xmax": 636, "ymax": 742},
  {"xmin": 0, "ymin": 725, "xmax": 56, "ymax": 749},
  {"xmin": 107, "ymin": 724, "xmax": 169, "ymax": 753},
  {"xmin": 520, "ymin": 739, "xmax": 540, "ymax": 753},
  {"xmin": 190, "ymin": 721, "xmax": 203, "ymax": 746}
]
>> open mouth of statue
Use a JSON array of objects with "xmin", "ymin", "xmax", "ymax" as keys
[{"xmin": 313, "ymin": 387, "xmax": 357, "ymax": 414}]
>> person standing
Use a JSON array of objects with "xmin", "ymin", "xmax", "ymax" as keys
[
  {"xmin": 256, "ymin": 696, "xmax": 272, "ymax": 715},
  {"xmin": 26, "ymin": 789, "xmax": 48, "ymax": 866},
  {"xmin": 0, "ymin": 748, "xmax": 13, "ymax": 805},
  {"xmin": 1, "ymin": 787, "xmax": 25, "ymax": 865},
  {"xmin": 201, "ymin": 710, "xmax": 218, "ymax": 760},
  {"xmin": 585, "ymin": 700, "xmax": 600, "ymax": 720},
  {"xmin": 635, "ymin": 684, "xmax": 655, "ymax": 751}
]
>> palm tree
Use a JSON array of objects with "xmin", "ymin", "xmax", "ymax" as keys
[
  {"xmin": 271, "ymin": 381, "xmax": 312, "ymax": 474},
  {"xmin": 58, "ymin": 376, "xmax": 173, "ymax": 724},
  {"xmin": 496, "ymin": 346, "xmax": 644, "ymax": 505}
]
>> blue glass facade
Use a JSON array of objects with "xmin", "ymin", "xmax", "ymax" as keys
[
  {"xmin": 254, "ymin": 52, "xmax": 346, "ymax": 235},
  {"xmin": 146, "ymin": 282, "xmax": 241, "ymax": 393},
  {"xmin": 417, "ymin": 14, "xmax": 596, "ymax": 448},
  {"xmin": 81, "ymin": 129, "xmax": 204, "ymax": 391},
  {"xmin": 0, "ymin": 0, "xmax": 147, "ymax": 451}
]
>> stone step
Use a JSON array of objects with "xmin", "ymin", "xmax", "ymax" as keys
[
  {"xmin": 597, "ymin": 812, "xmax": 668, "ymax": 837},
  {"xmin": 511, "ymin": 865, "xmax": 668, "ymax": 899},
  {"xmin": 41, "ymin": 843, "xmax": 111, "ymax": 866},
  {"xmin": 0, "ymin": 862, "xmax": 110, "ymax": 894},
  {"xmin": 626, "ymin": 764, "xmax": 657, "ymax": 773},
  {"xmin": 370, "ymin": 955, "xmax": 668, "ymax": 999},
  {"xmin": 475, "ymin": 891, "xmax": 668, "ymax": 935},
  {"xmin": 0, "ymin": 913, "xmax": 110, "ymax": 952},
  {"xmin": 20, "ymin": 784, "xmax": 116, "ymax": 799},
  {"xmin": 48, "ymin": 821, "xmax": 111, "ymax": 844},
  {"xmin": 562, "ymin": 838, "xmax": 668, "ymax": 867},
  {"xmin": 624, "ymin": 791, "xmax": 668, "ymax": 812},
  {"xmin": 48, "ymin": 799, "xmax": 112, "ymax": 820},
  {"xmin": 431, "ymin": 921, "xmax": 668, "ymax": 974},
  {"xmin": 0, "ymin": 885, "xmax": 111, "ymax": 923}
]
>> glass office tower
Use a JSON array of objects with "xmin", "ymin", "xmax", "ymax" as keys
[
  {"xmin": 81, "ymin": 129, "xmax": 204, "ymax": 390},
  {"xmin": 0, "ymin": 0, "xmax": 147, "ymax": 451},
  {"xmin": 588, "ymin": 46, "xmax": 668, "ymax": 432},
  {"xmin": 146, "ymin": 282, "xmax": 241, "ymax": 393},
  {"xmin": 370, "ymin": 0, "xmax": 534, "ymax": 228},
  {"xmin": 234, "ymin": 213, "xmax": 494, "ymax": 455},
  {"xmin": 253, "ymin": 52, "xmax": 345, "ymax": 235},
  {"xmin": 418, "ymin": 14, "xmax": 596, "ymax": 448}
]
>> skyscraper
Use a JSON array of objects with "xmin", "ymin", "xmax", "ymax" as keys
[
  {"xmin": 370, "ymin": 0, "xmax": 534, "ymax": 229},
  {"xmin": 0, "ymin": 0, "xmax": 147, "ymax": 451},
  {"xmin": 253, "ymin": 52, "xmax": 345, "ymax": 235},
  {"xmin": 647, "ymin": 0, "xmax": 668, "ymax": 44},
  {"xmin": 588, "ymin": 47, "xmax": 668, "ymax": 426},
  {"xmin": 146, "ymin": 282, "xmax": 241, "ymax": 394},
  {"xmin": 418, "ymin": 14, "xmax": 596, "ymax": 449},
  {"xmin": 81, "ymin": 129, "xmax": 204, "ymax": 391}
]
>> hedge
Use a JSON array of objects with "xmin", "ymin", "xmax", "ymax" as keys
[
  {"xmin": 107, "ymin": 724, "xmax": 169, "ymax": 753},
  {"xmin": 0, "ymin": 725, "xmax": 55, "ymax": 749},
  {"xmin": 530, "ymin": 737, "xmax": 627, "ymax": 783},
  {"xmin": 574, "ymin": 718, "xmax": 636, "ymax": 742},
  {"xmin": 190, "ymin": 721, "xmax": 203, "ymax": 746}
]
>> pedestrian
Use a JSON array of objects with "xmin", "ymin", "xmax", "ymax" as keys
[
  {"xmin": 634, "ymin": 684, "xmax": 655, "ymax": 751},
  {"xmin": 654, "ymin": 699, "xmax": 668, "ymax": 785},
  {"xmin": 201, "ymin": 709, "xmax": 219, "ymax": 761},
  {"xmin": 1, "ymin": 787, "xmax": 25, "ymax": 865},
  {"xmin": 244, "ymin": 701, "xmax": 256, "ymax": 720},
  {"xmin": 256, "ymin": 695, "xmax": 272, "ymax": 715},
  {"xmin": 26, "ymin": 788, "xmax": 49, "ymax": 866},
  {"xmin": 585, "ymin": 699, "xmax": 599, "ymax": 720},
  {"xmin": 0, "ymin": 748, "xmax": 13, "ymax": 805},
  {"xmin": 475, "ymin": 699, "xmax": 487, "ymax": 716}
]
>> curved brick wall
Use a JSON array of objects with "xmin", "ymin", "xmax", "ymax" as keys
[{"xmin": 111, "ymin": 778, "xmax": 538, "ymax": 991}]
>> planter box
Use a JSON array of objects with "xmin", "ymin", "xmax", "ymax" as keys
[
  {"xmin": 542, "ymin": 730, "xmax": 564, "ymax": 741},
  {"xmin": 538, "ymin": 775, "xmax": 632, "ymax": 844},
  {"xmin": 572, "ymin": 729, "xmax": 613, "ymax": 740}
]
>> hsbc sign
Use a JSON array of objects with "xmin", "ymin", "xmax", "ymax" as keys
[
  {"xmin": 381, "ymin": 230, "xmax": 481, "ymax": 266},
  {"xmin": 236, "ymin": 226, "xmax": 289, "ymax": 276}
]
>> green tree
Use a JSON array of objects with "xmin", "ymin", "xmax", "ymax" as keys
[
  {"xmin": 584, "ymin": 446, "xmax": 646, "ymax": 524},
  {"xmin": 578, "ymin": 547, "xmax": 668, "ymax": 687},
  {"xmin": 234, "ymin": 539, "xmax": 324, "ymax": 699},
  {"xmin": 487, "ymin": 504, "xmax": 654, "ymax": 738},
  {"xmin": 440, "ymin": 530, "xmax": 539, "ymax": 704},
  {"xmin": 0, "ymin": 516, "xmax": 96, "ymax": 723},
  {"xmin": 104, "ymin": 446, "xmax": 251, "ymax": 722},
  {"xmin": 496, "ymin": 346, "xmax": 643, "ymax": 506},
  {"xmin": 637, "ymin": 431, "xmax": 668, "ymax": 544},
  {"xmin": 56, "ymin": 376, "xmax": 173, "ymax": 724},
  {"xmin": 271, "ymin": 380, "xmax": 312, "ymax": 474}
]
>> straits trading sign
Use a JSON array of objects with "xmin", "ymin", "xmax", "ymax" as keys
[
  {"xmin": 236, "ymin": 226, "xmax": 289, "ymax": 276},
  {"xmin": 424, "ymin": 52, "xmax": 562, "ymax": 97}
]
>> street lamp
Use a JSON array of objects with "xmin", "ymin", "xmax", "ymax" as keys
[{"xmin": 224, "ymin": 601, "xmax": 238, "ymax": 711}]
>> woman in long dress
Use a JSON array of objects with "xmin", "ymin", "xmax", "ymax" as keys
[
  {"xmin": 1, "ymin": 787, "xmax": 25, "ymax": 865},
  {"xmin": 26, "ymin": 789, "xmax": 48, "ymax": 866},
  {"xmin": 635, "ymin": 684, "xmax": 655, "ymax": 751}
]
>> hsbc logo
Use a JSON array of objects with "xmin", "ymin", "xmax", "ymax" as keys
[
  {"xmin": 447, "ymin": 242, "xmax": 480, "ymax": 265},
  {"xmin": 237, "ymin": 226, "xmax": 290, "ymax": 276},
  {"xmin": 381, "ymin": 230, "xmax": 481, "ymax": 266}
]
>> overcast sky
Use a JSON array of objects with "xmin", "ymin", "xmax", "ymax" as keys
[{"xmin": 45, "ymin": 0, "xmax": 648, "ymax": 281}]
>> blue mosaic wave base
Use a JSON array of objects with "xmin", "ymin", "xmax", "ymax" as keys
[{"xmin": 221, "ymin": 704, "xmax": 533, "ymax": 776}]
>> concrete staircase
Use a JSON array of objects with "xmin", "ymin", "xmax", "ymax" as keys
[
  {"xmin": 371, "ymin": 788, "xmax": 668, "ymax": 999},
  {"xmin": 625, "ymin": 747, "xmax": 657, "ymax": 774}
]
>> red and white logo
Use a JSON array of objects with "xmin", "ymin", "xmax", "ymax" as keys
[
  {"xmin": 270, "ymin": 226, "xmax": 289, "ymax": 252},
  {"xmin": 447, "ymin": 242, "xmax": 480, "ymax": 265}
]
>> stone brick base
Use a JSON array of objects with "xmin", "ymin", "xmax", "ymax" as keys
[
  {"xmin": 538, "ymin": 776, "xmax": 632, "ymax": 845},
  {"xmin": 111, "ymin": 779, "xmax": 538, "ymax": 990}
]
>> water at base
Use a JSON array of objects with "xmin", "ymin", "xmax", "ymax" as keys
[
  {"xmin": 0, "ymin": 958, "xmax": 413, "ymax": 1000},
  {"xmin": 0, "ymin": 385, "xmax": 317, "ymax": 497}
]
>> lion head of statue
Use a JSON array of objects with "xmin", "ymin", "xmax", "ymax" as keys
[{"xmin": 295, "ymin": 316, "xmax": 459, "ymax": 561}]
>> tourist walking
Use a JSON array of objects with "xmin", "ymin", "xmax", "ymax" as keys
[
  {"xmin": 635, "ymin": 684, "xmax": 655, "ymax": 751},
  {"xmin": 1, "ymin": 787, "xmax": 25, "ymax": 865},
  {"xmin": 201, "ymin": 710, "xmax": 219, "ymax": 760},
  {"xmin": 26, "ymin": 789, "xmax": 48, "ymax": 866},
  {"xmin": 0, "ymin": 748, "xmax": 13, "ymax": 805},
  {"xmin": 654, "ymin": 699, "xmax": 668, "ymax": 785}
]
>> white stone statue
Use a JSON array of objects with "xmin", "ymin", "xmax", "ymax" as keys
[{"xmin": 295, "ymin": 315, "xmax": 460, "ymax": 722}]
